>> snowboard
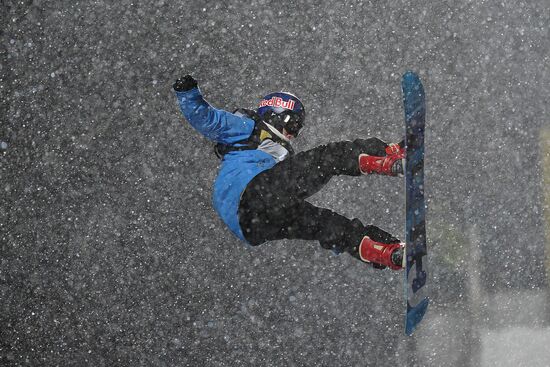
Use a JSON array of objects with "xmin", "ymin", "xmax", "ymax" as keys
[{"xmin": 402, "ymin": 71, "xmax": 429, "ymax": 336}]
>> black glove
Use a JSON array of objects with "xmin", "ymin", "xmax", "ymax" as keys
[{"xmin": 173, "ymin": 75, "xmax": 198, "ymax": 92}]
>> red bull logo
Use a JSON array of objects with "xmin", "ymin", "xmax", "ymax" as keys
[{"xmin": 259, "ymin": 96, "xmax": 295, "ymax": 110}]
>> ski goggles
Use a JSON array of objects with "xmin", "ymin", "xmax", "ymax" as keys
[{"xmin": 263, "ymin": 110, "xmax": 304, "ymax": 137}]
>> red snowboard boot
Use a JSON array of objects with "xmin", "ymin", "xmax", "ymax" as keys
[
  {"xmin": 359, "ymin": 142, "xmax": 405, "ymax": 176},
  {"xmin": 358, "ymin": 236, "xmax": 404, "ymax": 270}
]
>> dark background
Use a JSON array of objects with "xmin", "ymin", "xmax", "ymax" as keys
[{"xmin": 1, "ymin": 1, "xmax": 549, "ymax": 366}]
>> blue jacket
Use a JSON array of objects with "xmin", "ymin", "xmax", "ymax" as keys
[{"xmin": 175, "ymin": 87, "xmax": 279, "ymax": 242}]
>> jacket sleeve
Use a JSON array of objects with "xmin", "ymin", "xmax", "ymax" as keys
[{"xmin": 175, "ymin": 87, "xmax": 255, "ymax": 144}]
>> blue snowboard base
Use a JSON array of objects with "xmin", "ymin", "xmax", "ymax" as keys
[
  {"xmin": 402, "ymin": 71, "xmax": 429, "ymax": 336},
  {"xmin": 406, "ymin": 298, "xmax": 429, "ymax": 335}
]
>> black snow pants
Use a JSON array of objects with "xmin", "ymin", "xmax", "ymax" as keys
[{"xmin": 238, "ymin": 138, "xmax": 399, "ymax": 255}]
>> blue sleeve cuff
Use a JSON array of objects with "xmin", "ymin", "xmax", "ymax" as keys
[{"xmin": 175, "ymin": 87, "xmax": 201, "ymax": 99}]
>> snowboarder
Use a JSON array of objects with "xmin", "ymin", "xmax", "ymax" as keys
[{"xmin": 174, "ymin": 75, "xmax": 404, "ymax": 270}]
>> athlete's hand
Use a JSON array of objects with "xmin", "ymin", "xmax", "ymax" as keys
[{"xmin": 173, "ymin": 75, "xmax": 198, "ymax": 92}]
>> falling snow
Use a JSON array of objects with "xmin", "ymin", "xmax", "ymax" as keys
[{"xmin": 1, "ymin": 1, "xmax": 550, "ymax": 366}]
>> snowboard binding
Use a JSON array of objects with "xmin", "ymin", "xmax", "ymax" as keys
[
  {"xmin": 358, "ymin": 236, "xmax": 404, "ymax": 270},
  {"xmin": 358, "ymin": 142, "xmax": 405, "ymax": 176}
]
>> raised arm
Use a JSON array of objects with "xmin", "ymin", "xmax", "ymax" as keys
[{"xmin": 173, "ymin": 75, "xmax": 255, "ymax": 144}]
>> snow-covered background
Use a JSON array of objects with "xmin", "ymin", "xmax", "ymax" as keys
[{"xmin": 1, "ymin": 1, "xmax": 549, "ymax": 366}]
